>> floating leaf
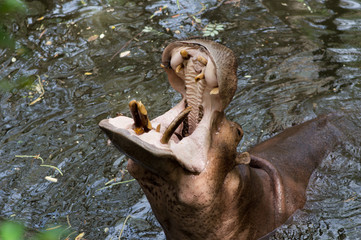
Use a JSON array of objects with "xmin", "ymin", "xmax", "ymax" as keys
[
  {"xmin": 142, "ymin": 26, "xmax": 153, "ymax": 33},
  {"xmin": 45, "ymin": 176, "xmax": 58, "ymax": 183},
  {"xmin": 87, "ymin": 35, "xmax": 98, "ymax": 42},
  {"xmin": 119, "ymin": 50, "xmax": 131, "ymax": 58}
]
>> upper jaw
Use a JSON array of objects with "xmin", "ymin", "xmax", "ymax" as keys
[{"xmin": 99, "ymin": 39, "xmax": 238, "ymax": 174}]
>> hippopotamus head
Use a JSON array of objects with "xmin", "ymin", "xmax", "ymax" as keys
[
  {"xmin": 99, "ymin": 39, "xmax": 345, "ymax": 239},
  {"xmin": 99, "ymin": 39, "xmax": 241, "ymax": 174}
]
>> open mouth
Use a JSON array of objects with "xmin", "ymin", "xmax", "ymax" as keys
[{"xmin": 99, "ymin": 39, "xmax": 237, "ymax": 173}]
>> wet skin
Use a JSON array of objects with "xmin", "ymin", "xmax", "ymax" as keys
[{"xmin": 99, "ymin": 39, "xmax": 344, "ymax": 239}]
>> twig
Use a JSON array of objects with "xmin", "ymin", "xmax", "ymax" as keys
[
  {"xmin": 15, "ymin": 155, "xmax": 63, "ymax": 176},
  {"xmin": 109, "ymin": 31, "xmax": 144, "ymax": 62},
  {"xmin": 59, "ymin": 215, "xmax": 73, "ymax": 240},
  {"xmin": 40, "ymin": 164, "xmax": 63, "ymax": 176},
  {"xmin": 119, "ymin": 215, "xmax": 131, "ymax": 240},
  {"xmin": 190, "ymin": 3, "xmax": 207, "ymax": 16},
  {"xmin": 29, "ymin": 75, "xmax": 45, "ymax": 106},
  {"xmin": 64, "ymin": 231, "xmax": 77, "ymax": 240},
  {"xmin": 15, "ymin": 154, "xmax": 44, "ymax": 164},
  {"xmin": 45, "ymin": 225, "xmax": 62, "ymax": 231},
  {"xmin": 97, "ymin": 179, "xmax": 136, "ymax": 191},
  {"xmin": 66, "ymin": 215, "xmax": 72, "ymax": 228},
  {"xmin": 208, "ymin": 0, "xmax": 227, "ymax": 11}
]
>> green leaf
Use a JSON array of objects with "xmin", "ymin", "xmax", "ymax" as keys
[
  {"xmin": 0, "ymin": 0, "xmax": 26, "ymax": 15},
  {"xmin": 142, "ymin": 26, "xmax": 153, "ymax": 33},
  {"xmin": 215, "ymin": 25, "xmax": 224, "ymax": 30},
  {"xmin": 0, "ymin": 27, "xmax": 15, "ymax": 49},
  {"xmin": 0, "ymin": 221, "xmax": 24, "ymax": 240},
  {"xmin": 33, "ymin": 228, "xmax": 64, "ymax": 240}
]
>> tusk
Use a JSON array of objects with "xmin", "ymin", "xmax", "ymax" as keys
[
  {"xmin": 210, "ymin": 87, "xmax": 219, "ymax": 95},
  {"xmin": 156, "ymin": 124, "xmax": 161, "ymax": 132},
  {"xmin": 129, "ymin": 100, "xmax": 152, "ymax": 135},
  {"xmin": 180, "ymin": 49, "xmax": 190, "ymax": 59},
  {"xmin": 137, "ymin": 102, "xmax": 152, "ymax": 130},
  {"xmin": 129, "ymin": 100, "xmax": 142, "ymax": 128},
  {"xmin": 175, "ymin": 64, "xmax": 183, "ymax": 73},
  {"xmin": 161, "ymin": 106, "xmax": 192, "ymax": 144},
  {"xmin": 197, "ymin": 56, "xmax": 208, "ymax": 65},
  {"xmin": 195, "ymin": 72, "xmax": 205, "ymax": 82}
]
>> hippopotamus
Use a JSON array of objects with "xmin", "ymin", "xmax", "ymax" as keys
[{"xmin": 99, "ymin": 39, "xmax": 344, "ymax": 239}]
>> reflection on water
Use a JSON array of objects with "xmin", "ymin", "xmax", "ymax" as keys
[{"xmin": 0, "ymin": 0, "xmax": 360, "ymax": 239}]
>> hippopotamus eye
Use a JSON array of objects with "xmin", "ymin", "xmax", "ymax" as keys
[
  {"xmin": 235, "ymin": 125, "xmax": 243, "ymax": 138},
  {"xmin": 237, "ymin": 128, "xmax": 242, "ymax": 136}
]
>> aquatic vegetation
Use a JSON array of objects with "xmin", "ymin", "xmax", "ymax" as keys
[
  {"xmin": 0, "ymin": 0, "xmax": 26, "ymax": 49},
  {"xmin": 0, "ymin": 220, "xmax": 65, "ymax": 240},
  {"xmin": 203, "ymin": 23, "xmax": 225, "ymax": 37}
]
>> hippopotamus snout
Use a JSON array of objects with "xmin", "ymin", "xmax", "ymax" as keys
[{"xmin": 100, "ymin": 39, "xmax": 239, "ymax": 174}]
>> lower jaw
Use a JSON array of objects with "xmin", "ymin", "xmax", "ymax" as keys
[{"xmin": 100, "ymin": 99, "xmax": 215, "ymax": 173}]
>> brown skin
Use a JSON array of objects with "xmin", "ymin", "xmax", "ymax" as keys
[
  {"xmin": 127, "ymin": 112, "xmax": 256, "ymax": 239},
  {"xmin": 101, "ymin": 112, "xmax": 344, "ymax": 239},
  {"xmin": 249, "ymin": 113, "xmax": 344, "ymax": 219},
  {"xmin": 99, "ymin": 40, "xmax": 344, "ymax": 239}
]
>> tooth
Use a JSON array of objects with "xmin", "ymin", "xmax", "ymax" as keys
[
  {"xmin": 129, "ymin": 100, "xmax": 142, "ymax": 128},
  {"xmin": 156, "ymin": 124, "xmax": 161, "ymax": 132},
  {"xmin": 160, "ymin": 63, "xmax": 165, "ymax": 68},
  {"xmin": 210, "ymin": 87, "xmax": 219, "ymax": 95},
  {"xmin": 195, "ymin": 72, "xmax": 205, "ymax": 82},
  {"xmin": 180, "ymin": 49, "xmax": 190, "ymax": 59},
  {"xmin": 137, "ymin": 101, "xmax": 152, "ymax": 130},
  {"xmin": 197, "ymin": 56, "xmax": 208, "ymax": 65},
  {"xmin": 161, "ymin": 106, "xmax": 192, "ymax": 144},
  {"xmin": 137, "ymin": 101, "xmax": 147, "ymax": 115},
  {"xmin": 129, "ymin": 100, "xmax": 152, "ymax": 135},
  {"xmin": 175, "ymin": 64, "xmax": 183, "ymax": 73}
]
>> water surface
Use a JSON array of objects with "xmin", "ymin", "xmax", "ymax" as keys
[{"xmin": 0, "ymin": 0, "xmax": 360, "ymax": 239}]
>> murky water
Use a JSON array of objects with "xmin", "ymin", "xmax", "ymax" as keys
[{"xmin": 0, "ymin": 0, "xmax": 360, "ymax": 239}]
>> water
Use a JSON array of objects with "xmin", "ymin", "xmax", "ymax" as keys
[{"xmin": 0, "ymin": 0, "xmax": 360, "ymax": 239}]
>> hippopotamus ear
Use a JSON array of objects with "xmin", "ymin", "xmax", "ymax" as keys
[{"xmin": 236, "ymin": 152, "xmax": 251, "ymax": 165}]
